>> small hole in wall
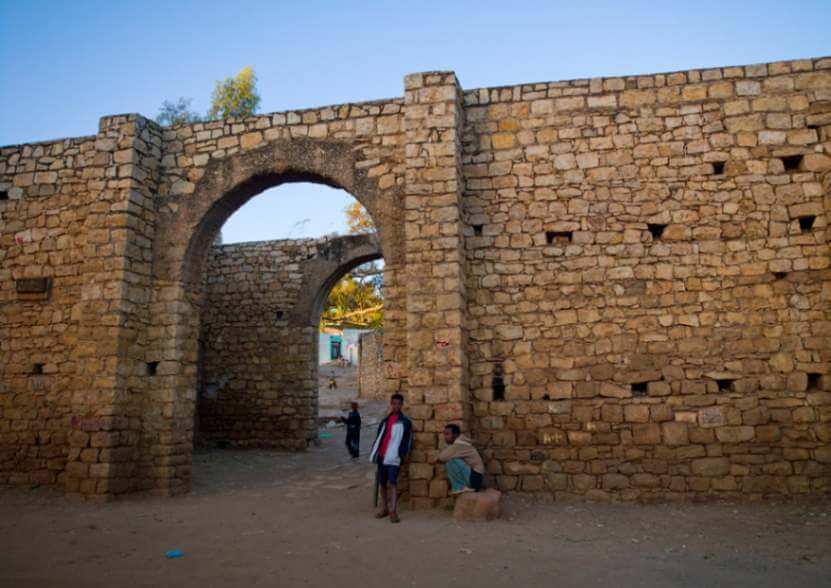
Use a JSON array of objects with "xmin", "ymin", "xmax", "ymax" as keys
[
  {"xmin": 781, "ymin": 154, "xmax": 803, "ymax": 171},
  {"xmin": 472, "ymin": 224, "xmax": 483, "ymax": 236},
  {"xmin": 647, "ymin": 223, "xmax": 666, "ymax": 239},
  {"xmin": 492, "ymin": 361, "xmax": 506, "ymax": 401},
  {"xmin": 631, "ymin": 382, "xmax": 648, "ymax": 397},
  {"xmin": 0, "ymin": 190, "xmax": 9, "ymax": 201},
  {"xmin": 546, "ymin": 231, "xmax": 572, "ymax": 245},
  {"xmin": 32, "ymin": 363, "xmax": 44, "ymax": 375},
  {"xmin": 276, "ymin": 311, "xmax": 284, "ymax": 320},
  {"xmin": 712, "ymin": 161, "xmax": 725, "ymax": 175},
  {"xmin": 807, "ymin": 373, "xmax": 822, "ymax": 391},
  {"xmin": 716, "ymin": 379, "xmax": 734, "ymax": 393},
  {"xmin": 798, "ymin": 215, "xmax": 816, "ymax": 232},
  {"xmin": 146, "ymin": 361, "xmax": 159, "ymax": 376},
  {"xmin": 773, "ymin": 271, "xmax": 788, "ymax": 280}
]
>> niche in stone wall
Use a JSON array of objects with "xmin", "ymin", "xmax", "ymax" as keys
[
  {"xmin": 545, "ymin": 231, "xmax": 572, "ymax": 245},
  {"xmin": 647, "ymin": 223, "xmax": 667, "ymax": 239},
  {"xmin": 798, "ymin": 215, "xmax": 816, "ymax": 232},
  {"xmin": 146, "ymin": 361, "xmax": 159, "ymax": 376},
  {"xmin": 716, "ymin": 378, "xmax": 735, "ymax": 393},
  {"xmin": 631, "ymin": 382, "xmax": 648, "ymax": 397},
  {"xmin": 808, "ymin": 373, "xmax": 822, "ymax": 391},
  {"xmin": 0, "ymin": 189, "xmax": 8, "ymax": 200},
  {"xmin": 781, "ymin": 154, "xmax": 803, "ymax": 172},
  {"xmin": 472, "ymin": 224, "xmax": 483, "ymax": 236},
  {"xmin": 492, "ymin": 361, "xmax": 506, "ymax": 401},
  {"xmin": 711, "ymin": 161, "xmax": 726, "ymax": 175}
]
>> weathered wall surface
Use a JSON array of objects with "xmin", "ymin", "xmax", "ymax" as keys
[
  {"xmin": 1, "ymin": 56, "xmax": 829, "ymax": 503},
  {"xmin": 461, "ymin": 58, "xmax": 831, "ymax": 499},
  {"xmin": 199, "ymin": 235, "xmax": 380, "ymax": 448},
  {"xmin": 358, "ymin": 330, "xmax": 385, "ymax": 399}
]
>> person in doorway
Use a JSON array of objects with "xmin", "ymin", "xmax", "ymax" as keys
[
  {"xmin": 328, "ymin": 370, "xmax": 337, "ymax": 389},
  {"xmin": 437, "ymin": 423, "xmax": 484, "ymax": 495},
  {"xmin": 369, "ymin": 393, "xmax": 413, "ymax": 523},
  {"xmin": 341, "ymin": 401, "xmax": 361, "ymax": 460}
]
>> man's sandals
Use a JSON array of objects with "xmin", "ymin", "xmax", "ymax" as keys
[{"xmin": 375, "ymin": 510, "xmax": 400, "ymax": 523}]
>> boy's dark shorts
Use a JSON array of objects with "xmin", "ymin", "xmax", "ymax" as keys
[{"xmin": 378, "ymin": 464, "xmax": 400, "ymax": 485}]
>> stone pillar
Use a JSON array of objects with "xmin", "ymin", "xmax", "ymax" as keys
[
  {"xmin": 402, "ymin": 72, "xmax": 470, "ymax": 508},
  {"xmin": 64, "ymin": 114, "xmax": 162, "ymax": 499}
]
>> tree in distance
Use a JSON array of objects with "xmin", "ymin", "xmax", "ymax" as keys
[
  {"xmin": 208, "ymin": 66, "xmax": 261, "ymax": 120},
  {"xmin": 155, "ymin": 66, "xmax": 261, "ymax": 125},
  {"xmin": 156, "ymin": 97, "xmax": 202, "ymax": 126}
]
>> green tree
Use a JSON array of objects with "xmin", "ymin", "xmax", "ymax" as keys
[
  {"xmin": 156, "ymin": 97, "xmax": 202, "ymax": 126},
  {"xmin": 320, "ymin": 274, "xmax": 383, "ymax": 330},
  {"xmin": 208, "ymin": 66, "xmax": 261, "ymax": 120}
]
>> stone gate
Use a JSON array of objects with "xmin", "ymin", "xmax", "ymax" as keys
[{"xmin": 1, "ymin": 57, "xmax": 830, "ymax": 504}]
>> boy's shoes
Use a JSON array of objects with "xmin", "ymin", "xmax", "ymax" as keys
[
  {"xmin": 389, "ymin": 512, "xmax": 400, "ymax": 523},
  {"xmin": 450, "ymin": 486, "xmax": 475, "ymax": 495}
]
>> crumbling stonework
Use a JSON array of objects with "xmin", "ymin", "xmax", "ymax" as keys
[
  {"xmin": 358, "ymin": 330, "xmax": 384, "ymax": 399},
  {"xmin": 1, "ymin": 56, "xmax": 829, "ymax": 503}
]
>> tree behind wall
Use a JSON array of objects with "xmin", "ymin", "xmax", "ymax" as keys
[{"xmin": 208, "ymin": 66, "xmax": 261, "ymax": 120}]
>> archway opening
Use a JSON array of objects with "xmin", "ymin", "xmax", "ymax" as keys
[{"xmin": 192, "ymin": 181, "xmax": 387, "ymax": 455}]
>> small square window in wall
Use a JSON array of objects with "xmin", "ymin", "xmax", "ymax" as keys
[
  {"xmin": 711, "ymin": 161, "xmax": 725, "ymax": 175},
  {"xmin": 472, "ymin": 224, "xmax": 483, "ymax": 236},
  {"xmin": 716, "ymin": 379, "xmax": 734, "ymax": 393},
  {"xmin": 631, "ymin": 382, "xmax": 648, "ymax": 397},
  {"xmin": 546, "ymin": 231, "xmax": 572, "ymax": 245},
  {"xmin": 798, "ymin": 215, "xmax": 816, "ymax": 233},
  {"xmin": 781, "ymin": 154, "xmax": 803, "ymax": 172},
  {"xmin": 32, "ymin": 363, "xmax": 44, "ymax": 375},
  {"xmin": 0, "ymin": 190, "xmax": 9, "ymax": 201},
  {"xmin": 647, "ymin": 224, "xmax": 666, "ymax": 239},
  {"xmin": 146, "ymin": 361, "xmax": 159, "ymax": 376},
  {"xmin": 807, "ymin": 373, "xmax": 822, "ymax": 391}
]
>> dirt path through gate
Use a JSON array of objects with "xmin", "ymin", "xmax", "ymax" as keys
[{"xmin": 1, "ymin": 420, "xmax": 830, "ymax": 588}]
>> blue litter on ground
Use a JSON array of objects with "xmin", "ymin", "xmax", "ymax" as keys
[
  {"xmin": 319, "ymin": 433, "xmax": 334, "ymax": 439},
  {"xmin": 166, "ymin": 549, "xmax": 184, "ymax": 558}
]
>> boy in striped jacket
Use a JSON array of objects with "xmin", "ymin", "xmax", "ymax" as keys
[{"xmin": 369, "ymin": 393, "xmax": 413, "ymax": 523}]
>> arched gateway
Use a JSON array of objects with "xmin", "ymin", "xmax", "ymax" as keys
[{"xmin": 1, "ymin": 62, "xmax": 829, "ymax": 504}]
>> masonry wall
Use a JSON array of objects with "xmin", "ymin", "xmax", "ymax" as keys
[
  {"xmin": 200, "ymin": 239, "xmax": 321, "ymax": 449},
  {"xmin": 461, "ymin": 58, "xmax": 831, "ymax": 499},
  {"xmin": 199, "ymin": 235, "xmax": 382, "ymax": 448},
  {"xmin": 1, "ymin": 56, "xmax": 829, "ymax": 503},
  {"xmin": 358, "ymin": 330, "xmax": 385, "ymax": 399}
]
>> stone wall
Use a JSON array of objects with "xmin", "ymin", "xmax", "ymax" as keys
[
  {"xmin": 1, "ymin": 56, "xmax": 829, "ymax": 503},
  {"xmin": 461, "ymin": 58, "xmax": 831, "ymax": 499},
  {"xmin": 358, "ymin": 330, "xmax": 384, "ymax": 399},
  {"xmin": 199, "ymin": 235, "xmax": 381, "ymax": 448}
]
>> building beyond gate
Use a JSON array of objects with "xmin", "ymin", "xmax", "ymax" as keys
[{"xmin": 1, "ymin": 57, "xmax": 830, "ymax": 505}]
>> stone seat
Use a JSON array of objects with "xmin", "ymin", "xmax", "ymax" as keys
[{"xmin": 453, "ymin": 488, "xmax": 502, "ymax": 522}]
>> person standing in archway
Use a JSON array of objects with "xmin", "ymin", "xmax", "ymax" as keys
[
  {"xmin": 341, "ymin": 401, "xmax": 361, "ymax": 460},
  {"xmin": 369, "ymin": 393, "xmax": 412, "ymax": 523}
]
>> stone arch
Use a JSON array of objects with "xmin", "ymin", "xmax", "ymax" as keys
[
  {"xmin": 291, "ymin": 232, "xmax": 383, "ymax": 327},
  {"xmin": 154, "ymin": 137, "xmax": 400, "ymax": 287},
  {"xmin": 144, "ymin": 137, "xmax": 403, "ymax": 492}
]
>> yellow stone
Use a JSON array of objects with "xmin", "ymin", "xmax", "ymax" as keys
[{"xmin": 491, "ymin": 133, "xmax": 515, "ymax": 150}]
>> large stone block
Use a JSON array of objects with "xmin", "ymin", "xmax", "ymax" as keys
[{"xmin": 453, "ymin": 488, "xmax": 502, "ymax": 522}]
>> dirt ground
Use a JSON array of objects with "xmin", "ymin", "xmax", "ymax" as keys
[{"xmin": 2, "ymin": 415, "xmax": 830, "ymax": 588}]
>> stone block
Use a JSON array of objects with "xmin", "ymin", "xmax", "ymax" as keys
[{"xmin": 453, "ymin": 488, "xmax": 501, "ymax": 522}]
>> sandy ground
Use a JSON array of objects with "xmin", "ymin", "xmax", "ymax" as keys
[{"xmin": 2, "ymin": 416, "xmax": 830, "ymax": 588}]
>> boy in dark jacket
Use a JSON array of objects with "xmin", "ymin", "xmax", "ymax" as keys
[
  {"xmin": 369, "ymin": 393, "xmax": 412, "ymax": 523},
  {"xmin": 341, "ymin": 401, "xmax": 361, "ymax": 460}
]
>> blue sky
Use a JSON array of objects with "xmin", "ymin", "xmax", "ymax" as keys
[{"xmin": 2, "ymin": 0, "xmax": 829, "ymax": 243}]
